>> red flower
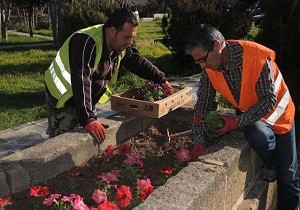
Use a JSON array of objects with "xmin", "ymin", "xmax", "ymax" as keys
[
  {"xmin": 0, "ymin": 196, "xmax": 12, "ymax": 207},
  {"xmin": 106, "ymin": 145, "xmax": 115, "ymax": 155},
  {"xmin": 100, "ymin": 145, "xmax": 115, "ymax": 162},
  {"xmin": 139, "ymin": 186, "xmax": 154, "ymax": 201},
  {"xmin": 97, "ymin": 201, "xmax": 119, "ymax": 210},
  {"xmin": 176, "ymin": 147, "xmax": 191, "ymax": 162},
  {"xmin": 117, "ymin": 144, "xmax": 132, "ymax": 155},
  {"xmin": 159, "ymin": 164, "xmax": 173, "ymax": 175},
  {"xmin": 136, "ymin": 178, "xmax": 152, "ymax": 190},
  {"xmin": 29, "ymin": 185, "xmax": 50, "ymax": 197},
  {"xmin": 115, "ymin": 185, "xmax": 132, "ymax": 208}
]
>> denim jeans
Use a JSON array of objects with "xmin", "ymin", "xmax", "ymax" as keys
[{"xmin": 243, "ymin": 120, "xmax": 300, "ymax": 210}]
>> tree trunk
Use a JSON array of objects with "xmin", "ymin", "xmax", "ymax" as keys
[
  {"xmin": 28, "ymin": 6, "xmax": 33, "ymax": 37},
  {"xmin": 0, "ymin": 0, "xmax": 10, "ymax": 41},
  {"xmin": 49, "ymin": 0, "xmax": 59, "ymax": 46}
]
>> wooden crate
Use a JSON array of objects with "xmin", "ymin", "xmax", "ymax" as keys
[{"xmin": 111, "ymin": 85, "xmax": 193, "ymax": 118}]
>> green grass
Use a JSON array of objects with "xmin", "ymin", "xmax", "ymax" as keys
[
  {"xmin": 244, "ymin": 22, "xmax": 261, "ymax": 41},
  {"xmin": 0, "ymin": 19, "xmax": 260, "ymax": 131},
  {"xmin": 135, "ymin": 19, "xmax": 164, "ymax": 40},
  {"xmin": 0, "ymin": 48, "xmax": 56, "ymax": 130},
  {"xmin": 0, "ymin": 20, "xmax": 168, "ymax": 131},
  {"xmin": 0, "ymin": 33, "xmax": 53, "ymax": 45}
]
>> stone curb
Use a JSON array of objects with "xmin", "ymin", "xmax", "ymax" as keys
[{"xmin": 0, "ymin": 112, "xmax": 156, "ymax": 197}]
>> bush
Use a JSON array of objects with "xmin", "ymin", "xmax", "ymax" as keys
[
  {"xmin": 36, "ymin": 21, "xmax": 50, "ymax": 30},
  {"xmin": 163, "ymin": 0, "xmax": 253, "ymax": 74},
  {"xmin": 59, "ymin": 1, "xmax": 119, "ymax": 44}
]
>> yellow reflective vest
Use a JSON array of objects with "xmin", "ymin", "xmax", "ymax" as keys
[{"xmin": 45, "ymin": 24, "xmax": 124, "ymax": 109}]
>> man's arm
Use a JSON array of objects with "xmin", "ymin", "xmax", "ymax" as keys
[
  {"xmin": 120, "ymin": 46, "xmax": 167, "ymax": 83},
  {"xmin": 193, "ymin": 71, "xmax": 217, "ymax": 143},
  {"xmin": 69, "ymin": 33, "xmax": 97, "ymax": 126}
]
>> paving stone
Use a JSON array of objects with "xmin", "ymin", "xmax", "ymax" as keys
[{"xmin": 17, "ymin": 132, "xmax": 46, "ymax": 149}]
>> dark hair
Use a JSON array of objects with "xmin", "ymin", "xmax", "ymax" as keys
[
  {"xmin": 185, "ymin": 24, "xmax": 225, "ymax": 55},
  {"xmin": 104, "ymin": 8, "xmax": 139, "ymax": 31}
]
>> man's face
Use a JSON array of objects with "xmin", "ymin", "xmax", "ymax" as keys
[
  {"xmin": 110, "ymin": 22, "xmax": 137, "ymax": 54},
  {"xmin": 190, "ymin": 43, "xmax": 222, "ymax": 71}
]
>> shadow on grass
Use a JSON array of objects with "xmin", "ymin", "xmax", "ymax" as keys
[
  {"xmin": 0, "ymin": 63, "xmax": 50, "ymax": 75},
  {"xmin": 0, "ymin": 90, "xmax": 45, "ymax": 110}
]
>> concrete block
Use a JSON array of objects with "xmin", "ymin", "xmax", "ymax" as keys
[
  {"xmin": 0, "ymin": 170, "xmax": 10, "ymax": 197},
  {"xmin": 4, "ymin": 163, "xmax": 30, "ymax": 194}
]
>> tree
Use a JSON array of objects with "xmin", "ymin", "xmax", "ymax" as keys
[
  {"xmin": 257, "ymin": 0, "xmax": 300, "ymax": 114},
  {"xmin": 49, "ymin": 0, "xmax": 61, "ymax": 46},
  {"xmin": 11, "ymin": 0, "xmax": 49, "ymax": 37},
  {"xmin": 0, "ymin": 0, "xmax": 11, "ymax": 40}
]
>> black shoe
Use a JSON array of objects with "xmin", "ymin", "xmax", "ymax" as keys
[{"xmin": 260, "ymin": 165, "xmax": 277, "ymax": 182}]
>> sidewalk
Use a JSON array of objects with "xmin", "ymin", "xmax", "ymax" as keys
[{"xmin": 0, "ymin": 30, "xmax": 54, "ymax": 50}]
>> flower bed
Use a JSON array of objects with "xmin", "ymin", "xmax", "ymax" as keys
[{"xmin": 2, "ymin": 119, "xmax": 194, "ymax": 210}]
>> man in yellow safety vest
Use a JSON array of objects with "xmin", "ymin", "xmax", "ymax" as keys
[{"xmin": 44, "ymin": 8, "xmax": 171, "ymax": 143}]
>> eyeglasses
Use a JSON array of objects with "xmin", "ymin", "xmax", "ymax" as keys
[{"xmin": 194, "ymin": 50, "xmax": 210, "ymax": 64}]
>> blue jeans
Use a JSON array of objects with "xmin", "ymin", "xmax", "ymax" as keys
[{"xmin": 243, "ymin": 120, "xmax": 300, "ymax": 210}]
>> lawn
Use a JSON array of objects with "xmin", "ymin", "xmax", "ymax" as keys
[{"xmin": 0, "ymin": 20, "xmax": 172, "ymax": 131}]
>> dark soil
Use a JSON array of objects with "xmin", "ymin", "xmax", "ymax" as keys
[{"xmin": 5, "ymin": 119, "xmax": 196, "ymax": 210}]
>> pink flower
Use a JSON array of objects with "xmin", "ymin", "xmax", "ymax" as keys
[
  {"xmin": 92, "ymin": 189, "xmax": 107, "ymax": 204},
  {"xmin": 163, "ymin": 145, "xmax": 173, "ymax": 153},
  {"xmin": 115, "ymin": 185, "xmax": 132, "ymax": 208},
  {"xmin": 61, "ymin": 194, "xmax": 77, "ymax": 204},
  {"xmin": 29, "ymin": 185, "xmax": 50, "ymax": 197},
  {"xmin": 69, "ymin": 167, "xmax": 81, "ymax": 177},
  {"xmin": 117, "ymin": 144, "xmax": 132, "ymax": 155},
  {"xmin": 176, "ymin": 147, "xmax": 191, "ymax": 162},
  {"xmin": 97, "ymin": 169, "xmax": 121, "ymax": 183},
  {"xmin": 123, "ymin": 154, "xmax": 144, "ymax": 167},
  {"xmin": 73, "ymin": 195, "xmax": 89, "ymax": 210},
  {"xmin": 149, "ymin": 141, "xmax": 157, "ymax": 148},
  {"xmin": 136, "ymin": 178, "xmax": 152, "ymax": 190},
  {"xmin": 97, "ymin": 201, "xmax": 119, "ymax": 210},
  {"xmin": 43, "ymin": 193, "xmax": 61, "ymax": 206},
  {"xmin": 159, "ymin": 164, "xmax": 173, "ymax": 175}
]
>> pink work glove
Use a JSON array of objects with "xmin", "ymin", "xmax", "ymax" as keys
[
  {"xmin": 163, "ymin": 81, "xmax": 172, "ymax": 96},
  {"xmin": 190, "ymin": 143, "xmax": 206, "ymax": 160},
  {"xmin": 214, "ymin": 116, "xmax": 239, "ymax": 138},
  {"xmin": 84, "ymin": 120, "xmax": 106, "ymax": 143}
]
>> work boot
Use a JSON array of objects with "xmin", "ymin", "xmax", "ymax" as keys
[{"xmin": 260, "ymin": 165, "xmax": 277, "ymax": 182}]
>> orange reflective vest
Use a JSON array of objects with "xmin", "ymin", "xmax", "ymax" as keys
[{"xmin": 206, "ymin": 40, "xmax": 295, "ymax": 134}]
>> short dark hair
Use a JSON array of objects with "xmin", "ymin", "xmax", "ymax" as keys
[
  {"xmin": 185, "ymin": 24, "xmax": 225, "ymax": 55},
  {"xmin": 104, "ymin": 8, "xmax": 139, "ymax": 31}
]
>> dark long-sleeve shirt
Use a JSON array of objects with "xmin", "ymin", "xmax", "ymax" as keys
[
  {"xmin": 194, "ymin": 41, "xmax": 277, "ymax": 143},
  {"xmin": 68, "ymin": 29, "xmax": 167, "ymax": 126}
]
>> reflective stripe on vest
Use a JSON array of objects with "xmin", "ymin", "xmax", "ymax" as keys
[
  {"xmin": 206, "ymin": 40, "xmax": 294, "ymax": 134},
  {"xmin": 45, "ymin": 24, "xmax": 125, "ymax": 108},
  {"xmin": 263, "ymin": 60, "xmax": 290, "ymax": 125}
]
